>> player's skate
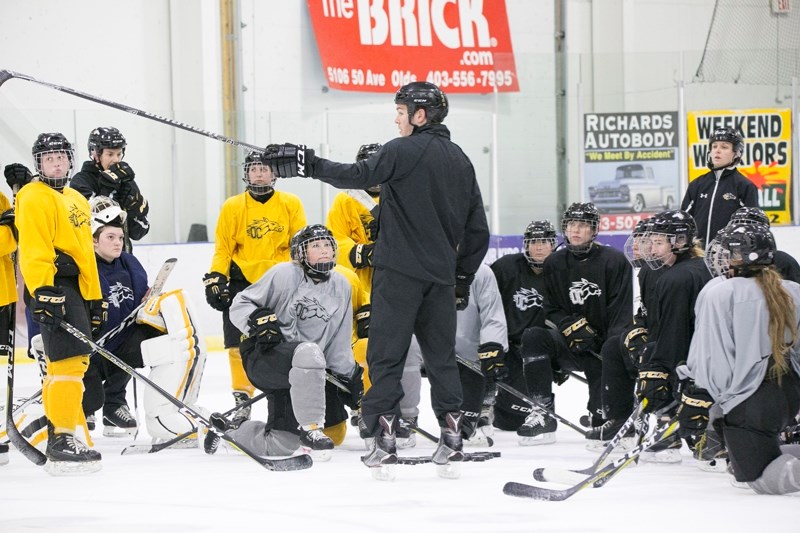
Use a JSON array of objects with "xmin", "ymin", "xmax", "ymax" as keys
[
  {"xmin": 230, "ymin": 390, "xmax": 252, "ymax": 428},
  {"xmin": 641, "ymin": 421, "xmax": 682, "ymax": 464},
  {"xmin": 299, "ymin": 425, "xmax": 334, "ymax": 462},
  {"xmin": 103, "ymin": 405, "xmax": 138, "ymax": 438},
  {"xmin": 585, "ymin": 418, "xmax": 635, "ymax": 453},
  {"xmin": 396, "ymin": 416, "xmax": 417, "ymax": 449},
  {"xmin": 432, "ymin": 412, "xmax": 464, "ymax": 479},
  {"xmin": 362, "ymin": 414, "xmax": 398, "ymax": 481},
  {"xmin": 44, "ymin": 432, "xmax": 102, "ymax": 476},
  {"xmin": 86, "ymin": 414, "xmax": 96, "ymax": 431},
  {"xmin": 517, "ymin": 396, "xmax": 557, "ymax": 446},
  {"xmin": 694, "ymin": 425, "xmax": 728, "ymax": 472}
]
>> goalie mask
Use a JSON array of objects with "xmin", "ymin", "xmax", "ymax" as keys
[
  {"xmin": 707, "ymin": 126, "xmax": 744, "ymax": 170},
  {"xmin": 356, "ymin": 143, "xmax": 382, "ymax": 194},
  {"xmin": 290, "ymin": 224, "xmax": 338, "ymax": 280},
  {"xmin": 32, "ymin": 132, "xmax": 74, "ymax": 190},
  {"xmin": 90, "ymin": 195, "xmax": 127, "ymax": 235},
  {"xmin": 523, "ymin": 220, "xmax": 556, "ymax": 268},
  {"xmin": 707, "ymin": 223, "xmax": 775, "ymax": 278},
  {"xmin": 641, "ymin": 210, "xmax": 696, "ymax": 270},
  {"xmin": 395, "ymin": 81, "xmax": 449, "ymax": 124},
  {"xmin": 561, "ymin": 202, "xmax": 599, "ymax": 255},
  {"xmin": 242, "ymin": 151, "xmax": 275, "ymax": 196},
  {"xmin": 88, "ymin": 127, "xmax": 126, "ymax": 159}
]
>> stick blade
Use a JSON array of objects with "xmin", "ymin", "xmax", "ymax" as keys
[
  {"xmin": 0, "ymin": 70, "xmax": 13, "ymax": 87},
  {"xmin": 502, "ymin": 481, "xmax": 573, "ymax": 501}
]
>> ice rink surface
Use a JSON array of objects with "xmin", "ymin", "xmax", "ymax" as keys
[{"xmin": 2, "ymin": 351, "xmax": 797, "ymax": 533}]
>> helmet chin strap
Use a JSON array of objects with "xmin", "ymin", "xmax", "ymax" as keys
[{"xmin": 706, "ymin": 154, "xmax": 741, "ymax": 171}]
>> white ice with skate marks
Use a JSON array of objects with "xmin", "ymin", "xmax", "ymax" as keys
[{"xmin": 1, "ymin": 351, "xmax": 798, "ymax": 533}]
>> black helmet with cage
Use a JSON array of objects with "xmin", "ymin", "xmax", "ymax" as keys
[
  {"xmin": 729, "ymin": 206, "xmax": 770, "ymax": 227},
  {"xmin": 290, "ymin": 224, "xmax": 338, "ymax": 280},
  {"xmin": 87, "ymin": 127, "xmax": 127, "ymax": 160},
  {"xmin": 624, "ymin": 217, "xmax": 652, "ymax": 268},
  {"xmin": 242, "ymin": 151, "xmax": 274, "ymax": 196},
  {"xmin": 394, "ymin": 81, "xmax": 449, "ymax": 124},
  {"xmin": 641, "ymin": 210, "xmax": 697, "ymax": 270},
  {"xmin": 522, "ymin": 220, "xmax": 556, "ymax": 268},
  {"xmin": 708, "ymin": 222, "xmax": 775, "ymax": 278},
  {"xmin": 32, "ymin": 132, "xmax": 74, "ymax": 190},
  {"xmin": 561, "ymin": 202, "xmax": 600, "ymax": 255}
]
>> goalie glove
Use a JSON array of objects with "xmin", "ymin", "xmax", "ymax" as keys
[
  {"xmin": 478, "ymin": 342, "xmax": 508, "ymax": 382},
  {"xmin": 677, "ymin": 382, "xmax": 714, "ymax": 440},
  {"xmin": 247, "ymin": 307, "xmax": 284, "ymax": 351},
  {"xmin": 263, "ymin": 143, "xmax": 316, "ymax": 178},
  {"xmin": 559, "ymin": 315, "xmax": 599, "ymax": 355}
]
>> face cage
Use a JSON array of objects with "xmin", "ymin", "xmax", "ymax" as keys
[
  {"xmin": 242, "ymin": 163, "xmax": 275, "ymax": 196},
  {"xmin": 624, "ymin": 233, "xmax": 645, "ymax": 268},
  {"xmin": 640, "ymin": 231, "xmax": 681, "ymax": 270},
  {"xmin": 523, "ymin": 237, "xmax": 556, "ymax": 267},
  {"xmin": 297, "ymin": 236, "xmax": 338, "ymax": 275},
  {"xmin": 561, "ymin": 218, "xmax": 598, "ymax": 255},
  {"xmin": 34, "ymin": 150, "xmax": 74, "ymax": 189},
  {"xmin": 704, "ymin": 238, "xmax": 731, "ymax": 278}
]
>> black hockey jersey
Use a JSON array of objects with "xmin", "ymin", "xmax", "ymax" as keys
[{"xmin": 490, "ymin": 253, "xmax": 547, "ymax": 346}]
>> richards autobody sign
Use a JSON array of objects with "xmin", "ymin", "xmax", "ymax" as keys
[
  {"xmin": 687, "ymin": 108, "xmax": 792, "ymax": 225},
  {"xmin": 307, "ymin": 0, "xmax": 519, "ymax": 93},
  {"xmin": 582, "ymin": 112, "xmax": 680, "ymax": 232}
]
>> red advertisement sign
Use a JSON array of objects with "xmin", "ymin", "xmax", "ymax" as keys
[{"xmin": 307, "ymin": 0, "xmax": 519, "ymax": 93}]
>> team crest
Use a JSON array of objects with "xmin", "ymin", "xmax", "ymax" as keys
[
  {"xmin": 68, "ymin": 205, "xmax": 90, "ymax": 228},
  {"xmin": 722, "ymin": 192, "xmax": 737, "ymax": 201},
  {"xmin": 295, "ymin": 296, "xmax": 332, "ymax": 322},
  {"xmin": 107, "ymin": 282, "xmax": 134, "ymax": 308},
  {"xmin": 513, "ymin": 287, "xmax": 543, "ymax": 311},
  {"xmin": 247, "ymin": 217, "xmax": 285, "ymax": 239},
  {"xmin": 569, "ymin": 278, "xmax": 602, "ymax": 305}
]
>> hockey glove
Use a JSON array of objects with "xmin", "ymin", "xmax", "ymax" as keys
[
  {"xmin": 247, "ymin": 307, "xmax": 284, "ymax": 351},
  {"xmin": 32, "ymin": 286, "xmax": 66, "ymax": 331},
  {"xmin": 4, "ymin": 163, "xmax": 33, "ymax": 190},
  {"xmin": 677, "ymin": 382, "xmax": 714, "ymax": 440},
  {"xmin": 107, "ymin": 162, "xmax": 135, "ymax": 183},
  {"xmin": 636, "ymin": 363, "xmax": 672, "ymax": 413},
  {"xmin": 478, "ymin": 342, "xmax": 508, "ymax": 382},
  {"xmin": 355, "ymin": 304, "xmax": 371, "ymax": 339},
  {"xmin": 349, "ymin": 243, "xmax": 374, "ymax": 269},
  {"xmin": 263, "ymin": 143, "xmax": 316, "ymax": 178},
  {"xmin": 0, "ymin": 209, "xmax": 16, "ymax": 242},
  {"xmin": 559, "ymin": 315, "xmax": 599, "ymax": 355},
  {"xmin": 553, "ymin": 369, "xmax": 570, "ymax": 386},
  {"xmin": 365, "ymin": 218, "xmax": 379, "ymax": 241},
  {"xmin": 334, "ymin": 365, "xmax": 365, "ymax": 410},
  {"xmin": 202, "ymin": 272, "xmax": 231, "ymax": 311},
  {"xmin": 455, "ymin": 272, "xmax": 474, "ymax": 311},
  {"xmin": 622, "ymin": 323, "xmax": 648, "ymax": 367},
  {"xmin": 89, "ymin": 299, "xmax": 109, "ymax": 338}
]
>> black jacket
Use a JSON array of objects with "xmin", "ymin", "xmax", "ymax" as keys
[
  {"xmin": 311, "ymin": 124, "xmax": 489, "ymax": 284},
  {"xmin": 681, "ymin": 167, "xmax": 758, "ymax": 247}
]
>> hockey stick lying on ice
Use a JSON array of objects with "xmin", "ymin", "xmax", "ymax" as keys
[
  {"xmin": 0, "ymin": 70, "xmax": 263, "ymax": 152},
  {"xmin": 503, "ymin": 416, "xmax": 679, "ymax": 501},
  {"xmin": 120, "ymin": 392, "xmax": 268, "ymax": 455},
  {"xmin": 59, "ymin": 320, "xmax": 312, "ymax": 472},
  {"xmin": 455, "ymin": 355, "xmax": 589, "ymax": 437}
]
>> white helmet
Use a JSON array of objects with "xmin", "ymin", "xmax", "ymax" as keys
[{"xmin": 90, "ymin": 195, "xmax": 127, "ymax": 235}]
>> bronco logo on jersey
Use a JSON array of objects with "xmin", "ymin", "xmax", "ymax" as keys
[
  {"xmin": 68, "ymin": 204, "xmax": 90, "ymax": 228},
  {"xmin": 722, "ymin": 192, "xmax": 737, "ymax": 201},
  {"xmin": 569, "ymin": 278, "xmax": 602, "ymax": 305},
  {"xmin": 513, "ymin": 287, "xmax": 543, "ymax": 311},
  {"xmin": 107, "ymin": 281, "xmax": 134, "ymax": 308},
  {"xmin": 296, "ymin": 296, "xmax": 332, "ymax": 322},
  {"xmin": 247, "ymin": 217, "xmax": 285, "ymax": 239}
]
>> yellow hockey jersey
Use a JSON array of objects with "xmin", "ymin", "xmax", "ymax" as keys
[
  {"xmin": 326, "ymin": 191, "xmax": 379, "ymax": 292},
  {"xmin": 0, "ymin": 192, "xmax": 17, "ymax": 306}
]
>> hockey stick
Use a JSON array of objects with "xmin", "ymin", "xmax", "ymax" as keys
[
  {"xmin": 344, "ymin": 189, "xmax": 380, "ymax": 218},
  {"xmin": 0, "ymin": 389, "xmax": 43, "ymax": 439},
  {"xmin": 120, "ymin": 391, "xmax": 268, "ymax": 455},
  {"xmin": 0, "ymin": 70, "xmax": 262, "ymax": 152},
  {"xmin": 503, "ymin": 416, "xmax": 680, "ymax": 501},
  {"xmin": 455, "ymin": 355, "xmax": 589, "ymax": 437},
  {"xmin": 59, "ymin": 320, "xmax": 311, "ymax": 471}
]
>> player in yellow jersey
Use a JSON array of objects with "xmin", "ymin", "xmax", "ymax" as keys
[
  {"xmin": 204, "ymin": 151, "xmax": 306, "ymax": 426},
  {"xmin": 16, "ymin": 133, "xmax": 104, "ymax": 475},
  {"xmin": 0, "ymin": 189, "xmax": 17, "ymax": 466}
]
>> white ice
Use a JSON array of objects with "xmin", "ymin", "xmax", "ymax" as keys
[{"xmin": 2, "ymin": 353, "xmax": 797, "ymax": 533}]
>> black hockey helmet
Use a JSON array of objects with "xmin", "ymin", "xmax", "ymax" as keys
[
  {"xmin": 707, "ymin": 126, "xmax": 744, "ymax": 169},
  {"xmin": 729, "ymin": 206, "xmax": 770, "ymax": 227},
  {"xmin": 713, "ymin": 222, "xmax": 776, "ymax": 277},
  {"xmin": 395, "ymin": 81, "xmax": 449, "ymax": 124},
  {"xmin": 242, "ymin": 151, "xmax": 274, "ymax": 196},
  {"xmin": 522, "ymin": 220, "xmax": 556, "ymax": 268},
  {"xmin": 561, "ymin": 202, "xmax": 599, "ymax": 255},
  {"xmin": 88, "ymin": 127, "xmax": 126, "ymax": 159},
  {"xmin": 642, "ymin": 210, "xmax": 696, "ymax": 269},
  {"xmin": 356, "ymin": 143, "xmax": 382, "ymax": 194},
  {"xmin": 32, "ymin": 132, "xmax": 74, "ymax": 190},
  {"xmin": 624, "ymin": 217, "xmax": 652, "ymax": 268},
  {"xmin": 290, "ymin": 224, "xmax": 338, "ymax": 279}
]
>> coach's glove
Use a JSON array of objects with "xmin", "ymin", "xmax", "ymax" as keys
[
  {"xmin": 455, "ymin": 273, "xmax": 474, "ymax": 311},
  {"xmin": 349, "ymin": 243, "xmax": 374, "ymax": 269},
  {"xmin": 677, "ymin": 382, "xmax": 713, "ymax": 440},
  {"xmin": 622, "ymin": 323, "xmax": 648, "ymax": 367},
  {"xmin": 263, "ymin": 143, "xmax": 316, "ymax": 178},
  {"xmin": 202, "ymin": 272, "xmax": 231, "ymax": 311},
  {"xmin": 89, "ymin": 299, "xmax": 109, "ymax": 338},
  {"xmin": 32, "ymin": 286, "xmax": 66, "ymax": 331},
  {"xmin": 478, "ymin": 342, "xmax": 508, "ymax": 382},
  {"xmin": 355, "ymin": 304, "xmax": 371, "ymax": 339},
  {"xmin": 559, "ymin": 315, "xmax": 599, "ymax": 355},
  {"xmin": 247, "ymin": 307, "xmax": 284, "ymax": 351},
  {"xmin": 334, "ymin": 365, "xmax": 364, "ymax": 410},
  {"xmin": 636, "ymin": 363, "xmax": 672, "ymax": 413},
  {"xmin": 4, "ymin": 163, "xmax": 33, "ymax": 190}
]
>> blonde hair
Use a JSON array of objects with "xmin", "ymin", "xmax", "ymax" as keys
[{"xmin": 753, "ymin": 267, "xmax": 797, "ymax": 383}]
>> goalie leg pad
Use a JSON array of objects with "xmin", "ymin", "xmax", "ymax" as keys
[{"xmin": 288, "ymin": 342, "xmax": 326, "ymax": 428}]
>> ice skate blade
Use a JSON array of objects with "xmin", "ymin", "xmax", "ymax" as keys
[
  {"xmin": 640, "ymin": 449, "xmax": 681, "ymax": 464},
  {"xmin": 103, "ymin": 426, "xmax": 138, "ymax": 438},
  {"xmin": 44, "ymin": 459, "xmax": 102, "ymax": 476},
  {"xmin": 518, "ymin": 433, "xmax": 556, "ymax": 447},
  {"xmin": 302, "ymin": 447, "xmax": 332, "ymax": 462},
  {"xmin": 585, "ymin": 436, "xmax": 635, "ymax": 454},
  {"xmin": 370, "ymin": 464, "xmax": 396, "ymax": 481},
  {"xmin": 436, "ymin": 463, "xmax": 462, "ymax": 479}
]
